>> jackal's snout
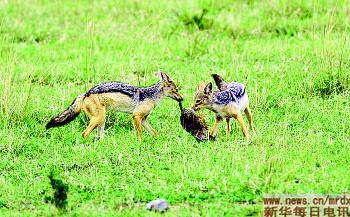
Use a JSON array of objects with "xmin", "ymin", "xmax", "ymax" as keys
[
  {"xmin": 173, "ymin": 93, "xmax": 183, "ymax": 102},
  {"xmin": 192, "ymin": 82, "xmax": 212, "ymax": 111},
  {"xmin": 191, "ymin": 104, "xmax": 200, "ymax": 111},
  {"xmin": 165, "ymin": 84, "xmax": 183, "ymax": 102}
]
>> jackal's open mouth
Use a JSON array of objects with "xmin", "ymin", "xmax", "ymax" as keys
[{"xmin": 175, "ymin": 94, "xmax": 183, "ymax": 102}]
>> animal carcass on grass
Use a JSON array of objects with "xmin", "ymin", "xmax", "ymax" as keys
[{"xmin": 178, "ymin": 101, "xmax": 208, "ymax": 141}]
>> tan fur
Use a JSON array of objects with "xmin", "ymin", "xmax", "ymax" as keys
[
  {"xmin": 47, "ymin": 72, "xmax": 182, "ymax": 141},
  {"xmin": 192, "ymin": 83, "xmax": 255, "ymax": 140},
  {"xmin": 81, "ymin": 94, "xmax": 175, "ymax": 140},
  {"xmin": 80, "ymin": 75, "xmax": 181, "ymax": 141}
]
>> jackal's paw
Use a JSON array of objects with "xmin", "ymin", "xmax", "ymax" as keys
[
  {"xmin": 209, "ymin": 135, "xmax": 217, "ymax": 141},
  {"xmin": 94, "ymin": 135, "xmax": 104, "ymax": 141}
]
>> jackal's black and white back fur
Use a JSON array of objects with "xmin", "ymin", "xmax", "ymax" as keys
[
  {"xmin": 46, "ymin": 72, "xmax": 183, "ymax": 141},
  {"xmin": 192, "ymin": 74, "xmax": 256, "ymax": 139},
  {"xmin": 211, "ymin": 74, "xmax": 247, "ymax": 107}
]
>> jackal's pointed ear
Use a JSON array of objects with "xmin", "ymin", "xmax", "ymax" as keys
[
  {"xmin": 158, "ymin": 72, "xmax": 170, "ymax": 82},
  {"xmin": 204, "ymin": 82, "xmax": 212, "ymax": 94},
  {"xmin": 196, "ymin": 82, "xmax": 206, "ymax": 93}
]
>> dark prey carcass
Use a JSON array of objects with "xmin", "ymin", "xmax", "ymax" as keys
[{"xmin": 178, "ymin": 101, "xmax": 208, "ymax": 141}]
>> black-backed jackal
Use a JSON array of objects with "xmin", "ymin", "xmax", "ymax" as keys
[
  {"xmin": 192, "ymin": 74, "xmax": 255, "ymax": 139},
  {"xmin": 46, "ymin": 72, "xmax": 183, "ymax": 141}
]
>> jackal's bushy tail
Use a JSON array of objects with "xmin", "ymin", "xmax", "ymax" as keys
[
  {"xmin": 211, "ymin": 74, "xmax": 227, "ymax": 91},
  {"xmin": 46, "ymin": 94, "xmax": 85, "ymax": 129}
]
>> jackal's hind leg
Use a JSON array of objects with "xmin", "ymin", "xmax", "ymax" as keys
[
  {"xmin": 226, "ymin": 118, "xmax": 231, "ymax": 139},
  {"xmin": 82, "ymin": 116, "xmax": 104, "ymax": 138},
  {"xmin": 244, "ymin": 106, "xmax": 256, "ymax": 135},
  {"xmin": 82, "ymin": 104, "xmax": 106, "ymax": 139},
  {"xmin": 234, "ymin": 113, "xmax": 250, "ymax": 139},
  {"xmin": 97, "ymin": 118, "xmax": 106, "ymax": 139}
]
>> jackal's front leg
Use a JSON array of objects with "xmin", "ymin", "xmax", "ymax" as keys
[
  {"xmin": 210, "ymin": 115, "xmax": 222, "ymax": 138},
  {"xmin": 141, "ymin": 119, "xmax": 158, "ymax": 138},
  {"xmin": 132, "ymin": 115, "xmax": 143, "ymax": 141}
]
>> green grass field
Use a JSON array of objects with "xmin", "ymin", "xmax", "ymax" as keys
[{"xmin": 1, "ymin": 0, "xmax": 350, "ymax": 216}]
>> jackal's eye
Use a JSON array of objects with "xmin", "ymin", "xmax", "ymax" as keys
[{"xmin": 196, "ymin": 99, "xmax": 201, "ymax": 104}]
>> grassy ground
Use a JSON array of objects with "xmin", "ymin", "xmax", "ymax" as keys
[{"xmin": 1, "ymin": 0, "xmax": 350, "ymax": 216}]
